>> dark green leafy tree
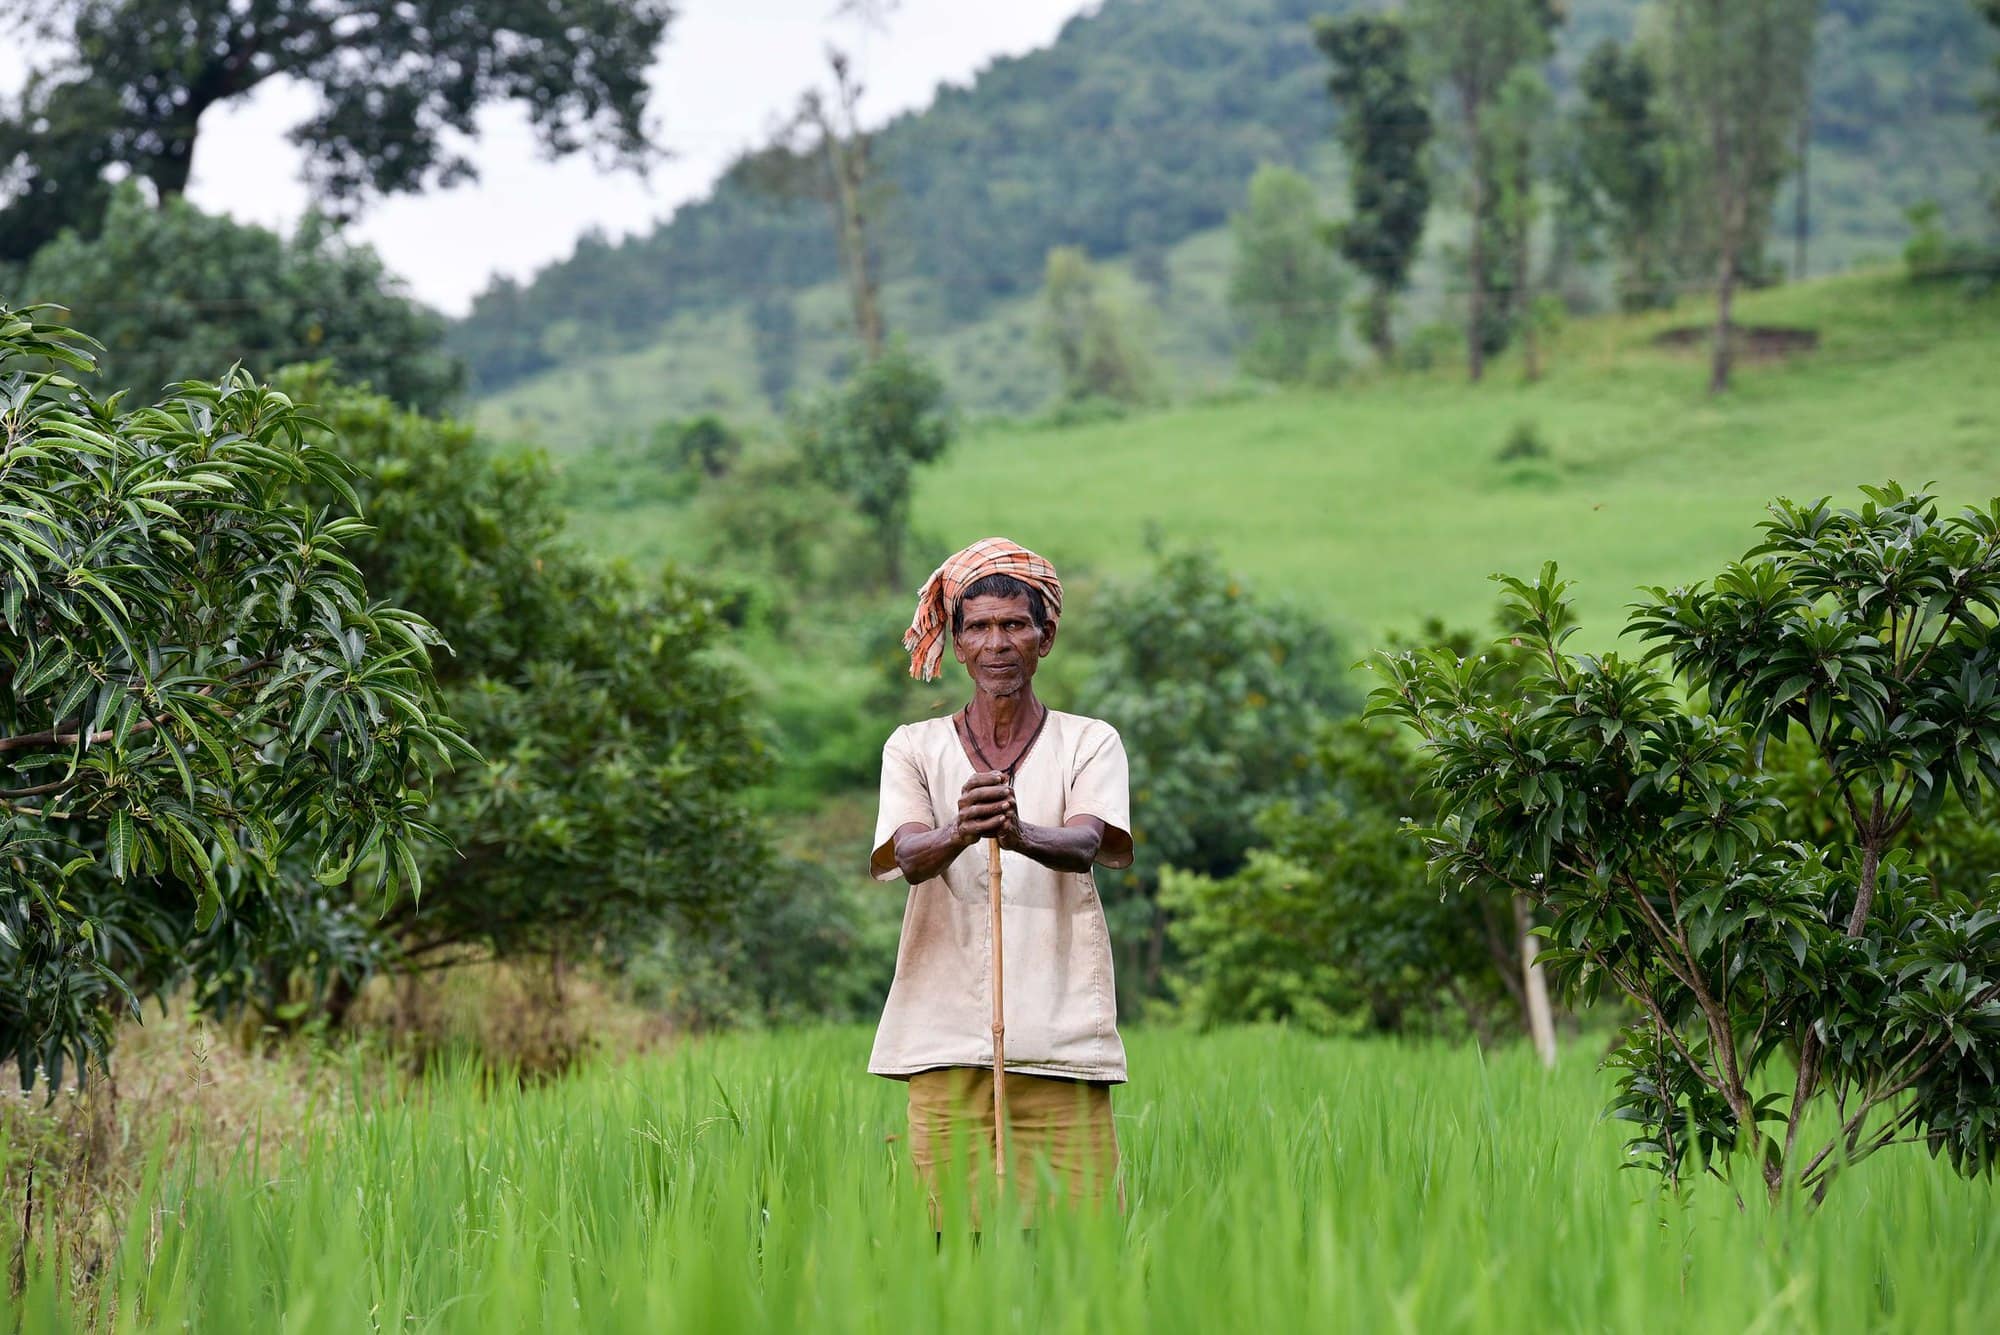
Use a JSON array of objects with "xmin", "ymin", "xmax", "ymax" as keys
[
  {"xmin": 1370, "ymin": 484, "xmax": 2000, "ymax": 1203},
  {"xmin": 18, "ymin": 187, "xmax": 462, "ymax": 412},
  {"xmin": 1227, "ymin": 166, "xmax": 1347, "ymax": 384},
  {"xmin": 1077, "ymin": 543, "xmax": 1356, "ymax": 1001},
  {"xmin": 1037, "ymin": 245, "xmax": 1150, "ymax": 406},
  {"xmin": 1408, "ymin": 0, "xmax": 1561, "ymax": 381},
  {"xmin": 0, "ymin": 0, "xmax": 673, "ymax": 262},
  {"xmin": 625, "ymin": 854, "xmax": 891, "ymax": 1030},
  {"xmin": 1314, "ymin": 15, "xmax": 1434, "ymax": 362},
  {"xmin": 657, "ymin": 414, "xmax": 743, "ymax": 480},
  {"xmin": 0, "ymin": 307, "xmax": 462, "ymax": 1089},
  {"xmin": 1574, "ymin": 40, "xmax": 1676, "ymax": 310},
  {"xmin": 794, "ymin": 345, "xmax": 952, "ymax": 587},
  {"xmin": 274, "ymin": 370, "xmax": 774, "ymax": 997},
  {"xmin": 1164, "ymin": 718, "xmax": 1521, "ymax": 1041}
]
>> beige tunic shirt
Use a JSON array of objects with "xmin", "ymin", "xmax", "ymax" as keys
[{"xmin": 868, "ymin": 710, "xmax": 1132, "ymax": 1083}]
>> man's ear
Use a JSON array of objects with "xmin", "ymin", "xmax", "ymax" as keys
[
  {"xmin": 1038, "ymin": 621, "xmax": 1058, "ymax": 658},
  {"xmin": 951, "ymin": 629, "xmax": 967, "ymax": 664}
]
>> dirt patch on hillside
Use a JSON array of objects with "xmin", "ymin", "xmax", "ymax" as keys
[{"xmin": 1652, "ymin": 323, "xmax": 1820, "ymax": 360}]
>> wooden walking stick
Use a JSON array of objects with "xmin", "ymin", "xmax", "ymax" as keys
[{"xmin": 987, "ymin": 835, "xmax": 1007, "ymax": 1179}]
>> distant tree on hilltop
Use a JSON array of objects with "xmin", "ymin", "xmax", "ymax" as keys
[
  {"xmin": 1038, "ymin": 246, "xmax": 1151, "ymax": 407},
  {"xmin": 1228, "ymin": 166, "xmax": 1347, "ymax": 384},
  {"xmin": 1663, "ymin": 0, "xmax": 1820, "ymax": 393},
  {"xmin": 1408, "ymin": 0, "xmax": 1561, "ymax": 383},
  {"xmin": 1315, "ymin": 15, "xmax": 1434, "ymax": 362}
]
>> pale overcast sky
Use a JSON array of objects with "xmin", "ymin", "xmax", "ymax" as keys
[{"xmin": 1, "ymin": 1, "xmax": 1095, "ymax": 314}]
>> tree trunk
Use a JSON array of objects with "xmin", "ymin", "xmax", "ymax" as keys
[
  {"xmin": 1367, "ymin": 283, "xmax": 1395, "ymax": 363},
  {"xmin": 145, "ymin": 126, "xmax": 198, "ymax": 201},
  {"xmin": 1466, "ymin": 196, "xmax": 1488, "ymax": 383},
  {"xmin": 1709, "ymin": 248, "xmax": 1737, "ymax": 395},
  {"xmin": 833, "ymin": 149, "xmax": 885, "ymax": 360},
  {"xmin": 1793, "ymin": 81, "xmax": 1810, "ymax": 280},
  {"xmin": 1515, "ymin": 892, "xmax": 1557, "ymax": 1069},
  {"xmin": 1464, "ymin": 95, "xmax": 1489, "ymax": 384},
  {"xmin": 814, "ymin": 54, "xmax": 886, "ymax": 363},
  {"xmin": 323, "ymin": 971, "xmax": 360, "ymax": 1030}
]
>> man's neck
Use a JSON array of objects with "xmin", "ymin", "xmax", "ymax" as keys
[{"xmin": 967, "ymin": 687, "xmax": 1042, "ymax": 747}]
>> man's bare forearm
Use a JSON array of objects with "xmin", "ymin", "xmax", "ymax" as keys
[
  {"xmin": 894, "ymin": 819, "xmax": 1101, "ymax": 880},
  {"xmin": 1004, "ymin": 818, "xmax": 1102, "ymax": 873},
  {"xmin": 893, "ymin": 821, "xmax": 977, "ymax": 883}
]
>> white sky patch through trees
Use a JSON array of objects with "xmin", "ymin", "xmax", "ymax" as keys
[{"xmin": 1, "ymin": 0, "xmax": 1094, "ymax": 314}]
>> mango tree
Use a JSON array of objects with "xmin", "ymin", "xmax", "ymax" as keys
[
  {"xmin": 0, "ymin": 306, "xmax": 463, "ymax": 1088},
  {"xmin": 1369, "ymin": 485, "xmax": 2000, "ymax": 1202}
]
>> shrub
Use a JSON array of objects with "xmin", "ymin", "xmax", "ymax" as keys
[
  {"xmin": 1078, "ymin": 543, "xmax": 1356, "ymax": 1000},
  {"xmin": 1165, "ymin": 720, "xmax": 1521, "ymax": 1041}
]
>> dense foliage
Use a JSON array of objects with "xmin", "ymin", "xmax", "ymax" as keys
[
  {"xmin": 0, "ymin": 0, "xmax": 673, "ymax": 262},
  {"xmin": 16, "ymin": 188, "xmax": 462, "ymax": 412},
  {"xmin": 1164, "ymin": 718, "xmax": 1519, "ymax": 1040},
  {"xmin": 0, "ymin": 308, "xmax": 462, "ymax": 1088},
  {"xmin": 1078, "ymin": 545, "xmax": 1355, "ymax": 999},
  {"xmin": 1572, "ymin": 40, "xmax": 1675, "ymax": 310},
  {"xmin": 1371, "ymin": 486, "xmax": 2000, "ymax": 1202},
  {"xmin": 274, "ymin": 370, "xmax": 774, "ymax": 989}
]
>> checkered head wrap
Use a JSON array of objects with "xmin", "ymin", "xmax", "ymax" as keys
[{"xmin": 902, "ymin": 537, "xmax": 1064, "ymax": 681}]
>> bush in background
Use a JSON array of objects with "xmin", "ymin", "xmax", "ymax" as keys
[{"xmin": 17, "ymin": 187, "xmax": 462, "ymax": 412}]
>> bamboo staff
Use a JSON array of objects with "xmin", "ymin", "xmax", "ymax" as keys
[{"xmin": 987, "ymin": 836, "xmax": 1007, "ymax": 1179}]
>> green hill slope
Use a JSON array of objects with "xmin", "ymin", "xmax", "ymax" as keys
[
  {"xmin": 558, "ymin": 271, "xmax": 2000, "ymax": 653},
  {"xmin": 912, "ymin": 272, "xmax": 2000, "ymax": 645},
  {"xmin": 466, "ymin": 0, "xmax": 1998, "ymax": 442}
]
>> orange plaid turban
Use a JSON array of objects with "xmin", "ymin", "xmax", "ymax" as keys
[{"xmin": 903, "ymin": 537, "xmax": 1063, "ymax": 681}]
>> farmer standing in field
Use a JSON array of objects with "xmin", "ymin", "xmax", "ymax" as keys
[{"xmin": 870, "ymin": 537, "xmax": 1133, "ymax": 1220}]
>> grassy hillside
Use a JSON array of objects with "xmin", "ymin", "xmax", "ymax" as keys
[{"xmin": 555, "ymin": 270, "xmax": 2000, "ymax": 654}]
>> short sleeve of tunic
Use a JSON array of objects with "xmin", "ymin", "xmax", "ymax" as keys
[
  {"xmin": 869, "ymin": 725, "xmax": 932, "ymax": 881},
  {"xmin": 1066, "ymin": 721, "xmax": 1135, "ymax": 868}
]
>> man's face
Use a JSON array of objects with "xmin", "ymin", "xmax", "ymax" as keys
[{"xmin": 953, "ymin": 593, "xmax": 1054, "ymax": 697}]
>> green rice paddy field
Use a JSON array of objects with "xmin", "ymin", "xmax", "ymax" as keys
[{"xmin": 9, "ymin": 1027, "xmax": 1996, "ymax": 1332}]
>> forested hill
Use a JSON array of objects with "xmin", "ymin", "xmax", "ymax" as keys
[{"xmin": 451, "ymin": 0, "xmax": 1998, "ymax": 397}]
